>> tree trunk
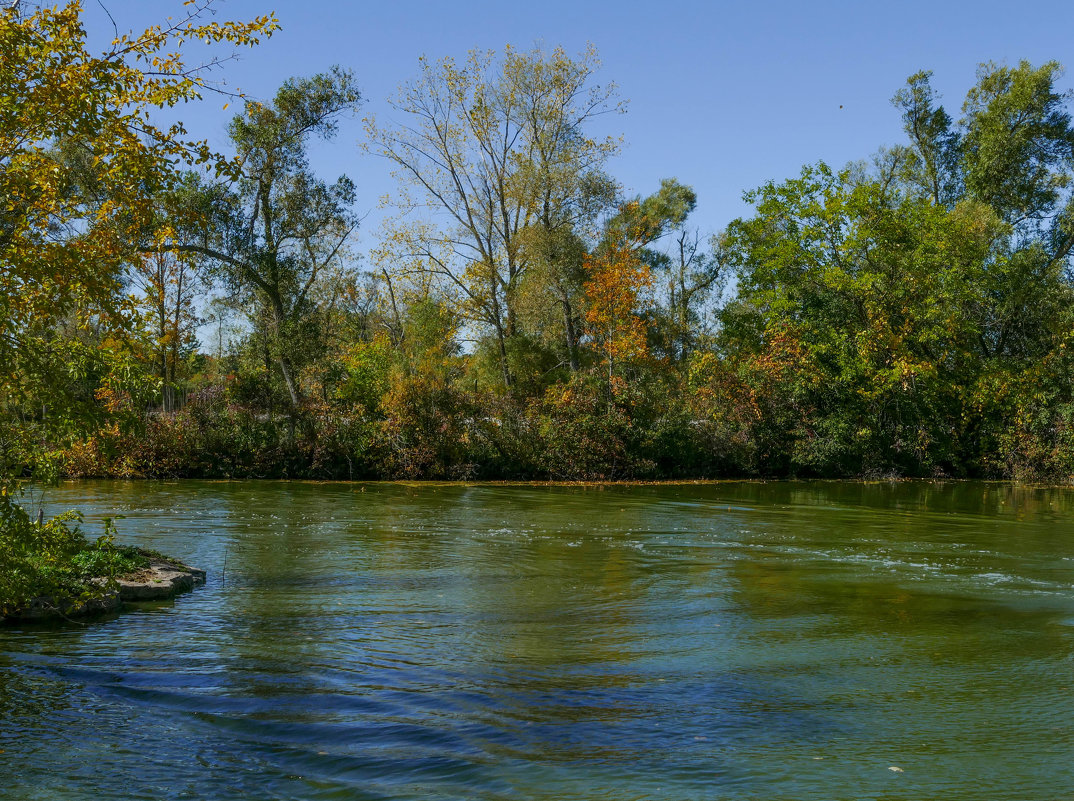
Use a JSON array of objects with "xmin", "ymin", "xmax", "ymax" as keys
[
  {"xmin": 279, "ymin": 354, "xmax": 302, "ymax": 412},
  {"xmin": 495, "ymin": 322, "xmax": 512, "ymax": 388},
  {"xmin": 561, "ymin": 292, "xmax": 579, "ymax": 371},
  {"xmin": 489, "ymin": 273, "xmax": 513, "ymax": 388}
]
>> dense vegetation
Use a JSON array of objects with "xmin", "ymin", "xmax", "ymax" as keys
[
  {"xmin": 42, "ymin": 55, "xmax": 1074, "ymax": 484},
  {"xmin": 0, "ymin": 0, "xmax": 276, "ymax": 613},
  {"xmin": 5, "ymin": 4, "xmax": 1074, "ymax": 512}
]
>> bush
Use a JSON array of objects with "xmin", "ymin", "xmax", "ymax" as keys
[{"xmin": 0, "ymin": 489, "xmax": 147, "ymax": 617}]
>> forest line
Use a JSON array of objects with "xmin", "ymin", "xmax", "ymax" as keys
[{"xmin": 5, "ymin": 4, "xmax": 1074, "ymax": 488}]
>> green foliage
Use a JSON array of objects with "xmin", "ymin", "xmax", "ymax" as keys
[
  {"xmin": 0, "ymin": 491, "xmax": 148, "ymax": 617},
  {"xmin": 961, "ymin": 61, "xmax": 1074, "ymax": 225},
  {"xmin": 68, "ymin": 541, "xmax": 149, "ymax": 583},
  {"xmin": 163, "ymin": 68, "xmax": 361, "ymax": 415},
  {"xmin": 0, "ymin": 2, "xmax": 276, "ymax": 610},
  {"xmin": 12, "ymin": 49, "xmax": 1074, "ymax": 486},
  {"xmin": 337, "ymin": 334, "xmax": 393, "ymax": 412},
  {"xmin": 719, "ymin": 59, "xmax": 1074, "ymax": 479}
]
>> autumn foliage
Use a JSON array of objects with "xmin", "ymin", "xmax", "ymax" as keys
[
  {"xmin": 5, "ymin": 29, "xmax": 1074, "ymax": 488},
  {"xmin": 583, "ymin": 220, "xmax": 654, "ymax": 377}
]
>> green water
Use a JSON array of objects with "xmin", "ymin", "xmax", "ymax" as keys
[{"xmin": 2, "ymin": 480, "xmax": 1073, "ymax": 799}]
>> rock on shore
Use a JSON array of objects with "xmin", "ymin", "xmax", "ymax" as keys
[
  {"xmin": 114, "ymin": 559, "xmax": 207, "ymax": 602},
  {"xmin": 5, "ymin": 559, "xmax": 206, "ymax": 623}
]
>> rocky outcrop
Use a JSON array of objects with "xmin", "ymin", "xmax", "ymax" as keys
[
  {"xmin": 11, "ymin": 590, "xmax": 122, "ymax": 622},
  {"xmin": 4, "ymin": 559, "xmax": 206, "ymax": 623},
  {"xmin": 114, "ymin": 560, "xmax": 207, "ymax": 601}
]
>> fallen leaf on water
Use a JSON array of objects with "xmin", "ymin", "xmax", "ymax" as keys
[{"xmin": 889, "ymin": 766, "xmax": 904, "ymax": 773}]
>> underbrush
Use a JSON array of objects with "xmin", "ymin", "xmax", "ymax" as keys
[{"xmin": 0, "ymin": 490, "xmax": 150, "ymax": 617}]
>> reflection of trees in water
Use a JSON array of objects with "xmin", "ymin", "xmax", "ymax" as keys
[
  {"xmin": 201, "ymin": 483, "xmax": 717, "ymax": 771},
  {"xmin": 210, "ymin": 483, "xmax": 666, "ymax": 674},
  {"xmin": 721, "ymin": 480, "xmax": 1074, "ymax": 665},
  {"xmin": 714, "ymin": 478, "xmax": 1074, "ymax": 522},
  {"xmin": 209, "ymin": 482, "xmax": 372, "ymax": 707},
  {"xmin": 13, "ymin": 480, "xmax": 1074, "ymax": 795}
]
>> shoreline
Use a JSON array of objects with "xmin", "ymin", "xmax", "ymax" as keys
[
  {"xmin": 49, "ymin": 475, "xmax": 1074, "ymax": 489},
  {"xmin": 3, "ymin": 554, "xmax": 206, "ymax": 625}
]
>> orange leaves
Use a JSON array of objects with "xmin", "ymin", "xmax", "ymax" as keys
[
  {"xmin": 94, "ymin": 385, "xmax": 132, "ymax": 416},
  {"xmin": 583, "ymin": 227, "xmax": 653, "ymax": 372}
]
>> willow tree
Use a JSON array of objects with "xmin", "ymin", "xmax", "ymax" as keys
[
  {"xmin": 890, "ymin": 62, "xmax": 1074, "ymax": 264},
  {"xmin": 366, "ymin": 45, "xmax": 623, "ymax": 388}
]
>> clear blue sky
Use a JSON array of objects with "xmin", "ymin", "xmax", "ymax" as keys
[{"xmin": 86, "ymin": 0, "xmax": 1074, "ymax": 249}]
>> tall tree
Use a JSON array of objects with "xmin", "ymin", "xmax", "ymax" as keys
[
  {"xmin": 164, "ymin": 69, "xmax": 362, "ymax": 415},
  {"xmin": 890, "ymin": 71, "xmax": 961, "ymax": 206},
  {"xmin": 719, "ymin": 163, "xmax": 1010, "ymax": 474},
  {"xmin": 0, "ymin": 0, "xmax": 276, "ymax": 608},
  {"xmin": 0, "ymin": 0, "xmax": 276, "ymax": 467},
  {"xmin": 366, "ymin": 45, "xmax": 622, "ymax": 388},
  {"xmin": 131, "ymin": 250, "xmax": 203, "ymax": 412},
  {"xmin": 583, "ymin": 222, "xmax": 653, "ymax": 385},
  {"xmin": 961, "ymin": 61, "xmax": 1074, "ymax": 233},
  {"xmin": 658, "ymin": 226, "xmax": 725, "ymax": 361},
  {"xmin": 598, "ymin": 179, "xmax": 718, "ymax": 363}
]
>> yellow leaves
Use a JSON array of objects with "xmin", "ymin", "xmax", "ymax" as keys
[
  {"xmin": 1, "ymin": 2, "xmax": 275, "ymax": 403},
  {"xmin": 583, "ymin": 231, "xmax": 653, "ymax": 369}
]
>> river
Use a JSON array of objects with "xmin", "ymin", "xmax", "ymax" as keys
[{"xmin": 2, "ymin": 480, "xmax": 1073, "ymax": 799}]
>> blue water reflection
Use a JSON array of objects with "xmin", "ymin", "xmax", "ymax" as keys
[{"xmin": 2, "ymin": 480, "xmax": 1073, "ymax": 799}]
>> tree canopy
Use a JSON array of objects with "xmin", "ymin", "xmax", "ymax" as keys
[
  {"xmin": 0, "ymin": 0, "xmax": 277, "ymax": 613},
  {"xmin": 5, "ymin": 17, "xmax": 1074, "ymax": 487},
  {"xmin": 0, "ymin": 0, "xmax": 276, "ymax": 470}
]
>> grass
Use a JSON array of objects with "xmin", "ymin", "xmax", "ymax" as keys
[{"xmin": 68, "ymin": 542, "xmax": 151, "ymax": 581}]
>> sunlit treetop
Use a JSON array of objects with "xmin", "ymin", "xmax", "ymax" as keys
[{"xmin": 0, "ymin": 0, "xmax": 277, "ymax": 443}]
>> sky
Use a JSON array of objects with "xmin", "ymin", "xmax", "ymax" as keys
[{"xmin": 82, "ymin": 0, "xmax": 1074, "ymax": 254}]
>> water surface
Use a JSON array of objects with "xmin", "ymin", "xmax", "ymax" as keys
[{"xmin": 2, "ymin": 480, "xmax": 1073, "ymax": 799}]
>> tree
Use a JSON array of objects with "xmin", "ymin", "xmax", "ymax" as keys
[
  {"xmin": 583, "ymin": 221, "xmax": 653, "ymax": 385},
  {"xmin": 602, "ymin": 178, "xmax": 723, "ymax": 363},
  {"xmin": 961, "ymin": 61, "xmax": 1074, "ymax": 233},
  {"xmin": 889, "ymin": 62, "xmax": 1074, "ymax": 261},
  {"xmin": 0, "ymin": 0, "xmax": 276, "ymax": 465},
  {"xmin": 163, "ymin": 69, "xmax": 362, "ymax": 416},
  {"xmin": 890, "ymin": 71, "xmax": 961, "ymax": 206},
  {"xmin": 658, "ymin": 226, "xmax": 726, "ymax": 362},
  {"xmin": 131, "ymin": 250, "xmax": 203, "ymax": 412},
  {"xmin": 0, "ymin": 0, "xmax": 276, "ymax": 611},
  {"xmin": 366, "ymin": 45, "xmax": 623, "ymax": 388},
  {"xmin": 720, "ymin": 163, "xmax": 1006, "ymax": 474}
]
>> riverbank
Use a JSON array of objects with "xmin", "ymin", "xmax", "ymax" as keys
[
  {"xmin": 47, "ymin": 474, "xmax": 1074, "ymax": 490},
  {"xmin": 48, "ymin": 389, "xmax": 1059, "ymax": 486},
  {"xmin": 0, "ymin": 488, "xmax": 206, "ymax": 623},
  {"xmin": 3, "ymin": 550, "xmax": 205, "ymax": 624}
]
